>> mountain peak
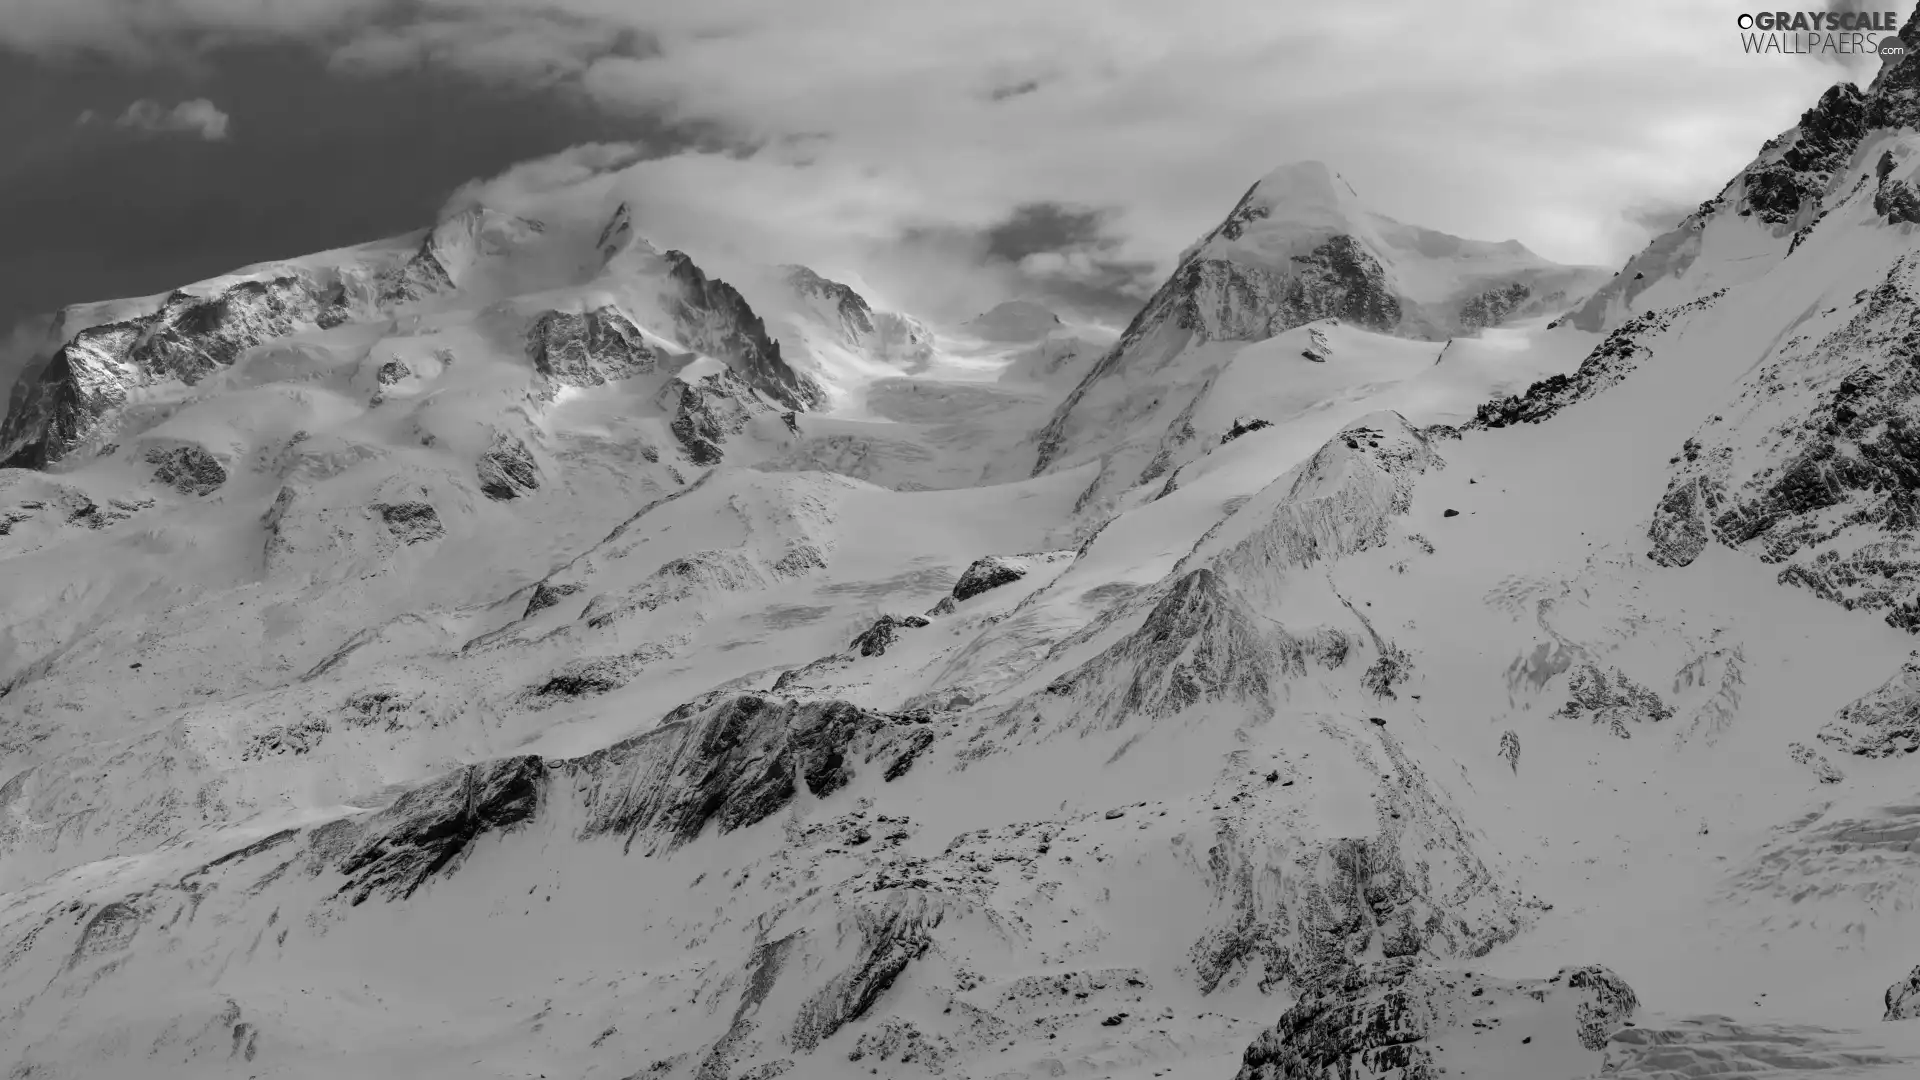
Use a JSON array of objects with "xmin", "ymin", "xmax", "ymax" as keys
[{"xmin": 1248, "ymin": 160, "xmax": 1358, "ymax": 204}]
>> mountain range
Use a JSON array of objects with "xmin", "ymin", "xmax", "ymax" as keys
[{"xmin": 9, "ymin": 15, "xmax": 1920, "ymax": 1079}]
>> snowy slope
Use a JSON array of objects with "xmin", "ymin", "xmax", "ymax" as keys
[{"xmin": 17, "ymin": 27, "xmax": 1920, "ymax": 1080}]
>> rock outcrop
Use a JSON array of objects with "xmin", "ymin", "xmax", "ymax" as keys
[
  {"xmin": 849, "ymin": 614, "xmax": 930, "ymax": 658},
  {"xmin": 370, "ymin": 502, "xmax": 444, "ymax": 545},
  {"xmin": 952, "ymin": 555, "xmax": 1031, "ymax": 602},
  {"xmin": 1819, "ymin": 651, "xmax": 1920, "ymax": 756},
  {"xmin": 527, "ymin": 305, "xmax": 659, "ymax": 389},
  {"xmin": 1232, "ymin": 960, "xmax": 1637, "ymax": 1080},
  {"xmin": 562, "ymin": 695, "xmax": 932, "ymax": 854},
  {"xmin": 476, "ymin": 433, "xmax": 540, "ymax": 500},
  {"xmin": 662, "ymin": 251, "xmax": 823, "ymax": 412},
  {"xmin": 1887, "ymin": 965, "xmax": 1920, "ymax": 1020},
  {"xmin": 0, "ymin": 275, "xmax": 353, "ymax": 468}
]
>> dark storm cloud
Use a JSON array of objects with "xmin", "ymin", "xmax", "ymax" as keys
[
  {"xmin": 0, "ymin": 42, "xmax": 706, "ymax": 335},
  {"xmin": 983, "ymin": 203, "xmax": 1120, "ymax": 263},
  {"xmin": 988, "ymin": 79, "xmax": 1041, "ymax": 102},
  {"xmin": 894, "ymin": 203, "xmax": 1159, "ymax": 324}
]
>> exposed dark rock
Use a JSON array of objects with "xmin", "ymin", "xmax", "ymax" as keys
[
  {"xmin": 477, "ymin": 434, "xmax": 539, "ymax": 500},
  {"xmin": 790, "ymin": 892, "xmax": 942, "ymax": 1051},
  {"xmin": 1232, "ymin": 960, "xmax": 1637, "ymax": 1080},
  {"xmin": 370, "ymin": 501, "xmax": 443, "ymax": 544},
  {"xmin": 1470, "ymin": 290, "xmax": 1726, "ymax": 430},
  {"xmin": 1223, "ymin": 417, "xmax": 1274, "ymax": 444},
  {"xmin": 951, "ymin": 555, "xmax": 1029, "ymax": 601},
  {"xmin": 1555, "ymin": 663, "xmax": 1672, "ymax": 738},
  {"xmin": 522, "ymin": 647, "xmax": 668, "ymax": 706},
  {"xmin": 144, "ymin": 444, "xmax": 228, "ymax": 496},
  {"xmin": 1644, "ymin": 260, "xmax": 1920, "ymax": 621},
  {"xmin": 334, "ymin": 756, "xmax": 543, "ymax": 904},
  {"xmin": 1, "ymin": 275, "xmax": 349, "ymax": 469},
  {"xmin": 1743, "ymin": 84, "xmax": 1866, "ymax": 225},
  {"xmin": 1457, "ymin": 281, "xmax": 1532, "ymax": 331},
  {"xmin": 1498, "ymin": 730, "xmax": 1520, "ymax": 773},
  {"xmin": 849, "ymin": 614, "xmax": 930, "ymax": 658},
  {"xmin": 1302, "ymin": 326, "xmax": 1332, "ymax": 363},
  {"xmin": 1887, "ymin": 965, "xmax": 1920, "ymax": 1020},
  {"xmin": 662, "ymin": 250, "xmax": 823, "ymax": 411},
  {"xmin": 523, "ymin": 579, "xmax": 583, "ymax": 618},
  {"xmin": 1876, "ymin": 173, "xmax": 1920, "ymax": 225},
  {"xmin": 527, "ymin": 306, "xmax": 659, "ymax": 388},
  {"xmin": 560, "ymin": 695, "xmax": 932, "ymax": 854},
  {"xmin": 1361, "ymin": 645, "xmax": 1413, "ymax": 699},
  {"xmin": 376, "ymin": 359, "xmax": 411, "ymax": 386},
  {"xmin": 1788, "ymin": 740, "xmax": 1845, "ymax": 782},
  {"xmin": 1819, "ymin": 651, "xmax": 1920, "ymax": 756},
  {"xmin": 784, "ymin": 265, "xmax": 877, "ymax": 338}
]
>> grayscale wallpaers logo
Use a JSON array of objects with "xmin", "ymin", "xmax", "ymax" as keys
[{"xmin": 1736, "ymin": 9, "xmax": 1907, "ymax": 56}]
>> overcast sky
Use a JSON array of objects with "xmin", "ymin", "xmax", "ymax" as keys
[{"xmin": 0, "ymin": 0, "xmax": 1881, "ymax": 343}]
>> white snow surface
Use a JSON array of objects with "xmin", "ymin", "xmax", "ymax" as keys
[{"xmin": 9, "ymin": 127, "xmax": 1920, "ymax": 1080}]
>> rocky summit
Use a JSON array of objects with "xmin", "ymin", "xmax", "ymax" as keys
[{"xmin": 15, "ymin": 20, "xmax": 1920, "ymax": 1080}]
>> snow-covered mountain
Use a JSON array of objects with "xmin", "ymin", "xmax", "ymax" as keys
[
  {"xmin": 17, "ymin": 20, "xmax": 1920, "ymax": 1080},
  {"xmin": 1028, "ymin": 160, "xmax": 1612, "ymax": 513}
]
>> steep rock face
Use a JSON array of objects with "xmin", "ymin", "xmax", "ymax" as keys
[
  {"xmin": 0, "ymin": 275, "xmax": 351, "ymax": 468},
  {"xmin": 662, "ymin": 251, "xmax": 824, "ymax": 412},
  {"xmin": 1819, "ymin": 650, "xmax": 1920, "ymax": 756},
  {"xmin": 661, "ymin": 367, "xmax": 766, "ymax": 465},
  {"xmin": 558, "ymin": 695, "xmax": 931, "ymax": 854},
  {"xmin": 1642, "ymin": 257, "xmax": 1920, "ymax": 623},
  {"xmin": 783, "ymin": 264, "xmax": 877, "ymax": 339},
  {"xmin": 526, "ymin": 305, "xmax": 659, "ymax": 388},
  {"xmin": 1742, "ymin": 84, "xmax": 1868, "ymax": 226},
  {"xmin": 1232, "ymin": 960, "xmax": 1637, "ymax": 1080},
  {"xmin": 334, "ymin": 756, "xmax": 543, "ymax": 904}
]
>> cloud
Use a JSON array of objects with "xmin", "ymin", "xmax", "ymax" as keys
[
  {"xmin": 441, "ymin": 140, "xmax": 646, "ymax": 217},
  {"xmin": 110, "ymin": 98, "xmax": 231, "ymax": 140},
  {"xmin": 0, "ymin": 0, "xmax": 1872, "ymax": 304},
  {"xmin": 0, "ymin": 313, "xmax": 54, "ymax": 413}
]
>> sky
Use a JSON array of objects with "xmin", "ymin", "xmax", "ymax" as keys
[{"xmin": 0, "ymin": 0, "xmax": 1890, "ymax": 364}]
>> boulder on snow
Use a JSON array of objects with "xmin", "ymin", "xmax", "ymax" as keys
[{"xmin": 1819, "ymin": 652, "xmax": 1920, "ymax": 757}]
